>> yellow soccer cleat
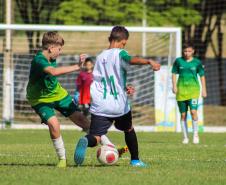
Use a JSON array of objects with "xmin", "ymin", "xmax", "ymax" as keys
[{"xmin": 57, "ymin": 159, "xmax": 67, "ymax": 168}]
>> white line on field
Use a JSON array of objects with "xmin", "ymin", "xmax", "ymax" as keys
[{"xmin": 3, "ymin": 124, "xmax": 226, "ymax": 133}]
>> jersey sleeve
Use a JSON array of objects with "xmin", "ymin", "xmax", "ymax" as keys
[
  {"xmin": 119, "ymin": 49, "xmax": 132, "ymax": 63},
  {"xmin": 35, "ymin": 57, "xmax": 52, "ymax": 72},
  {"xmin": 197, "ymin": 62, "xmax": 205, "ymax": 77},
  {"xmin": 171, "ymin": 59, "xmax": 179, "ymax": 74}
]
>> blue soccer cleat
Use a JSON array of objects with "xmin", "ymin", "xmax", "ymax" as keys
[
  {"xmin": 74, "ymin": 137, "xmax": 88, "ymax": 165},
  {"xmin": 130, "ymin": 160, "xmax": 148, "ymax": 168}
]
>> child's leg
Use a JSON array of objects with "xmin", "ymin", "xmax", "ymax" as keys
[
  {"xmin": 32, "ymin": 103, "xmax": 66, "ymax": 167},
  {"xmin": 74, "ymin": 113, "xmax": 111, "ymax": 165},
  {"xmin": 189, "ymin": 99, "xmax": 199, "ymax": 144},
  {"xmin": 100, "ymin": 135, "xmax": 115, "ymax": 146},
  {"xmin": 74, "ymin": 134, "xmax": 100, "ymax": 165},
  {"xmin": 124, "ymin": 127, "xmax": 139, "ymax": 160},
  {"xmin": 181, "ymin": 113, "xmax": 189, "ymax": 143},
  {"xmin": 83, "ymin": 104, "xmax": 90, "ymax": 117},
  {"xmin": 114, "ymin": 111, "xmax": 146, "ymax": 167},
  {"xmin": 191, "ymin": 109, "xmax": 198, "ymax": 133},
  {"xmin": 69, "ymin": 111, "xmax": 90, "ymax": 132},
  {"xmin": 123, "ymin": 127, "xmax": 147, "ymax": 167},
  {"xmin": 178, "ymin": 101, "xmax": 189, "ymax": 143},
  {"xmin": 47, "ymin": 116, "xmax": 66, "ymax": 167},
  {"xmin": 190, "ymin": 109, "xmax": 199, "ymax": 144}
]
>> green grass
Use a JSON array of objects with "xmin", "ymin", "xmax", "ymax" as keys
[{"xmin": 0, "ymin": 130, "xmax": 226, "ymax": 185}]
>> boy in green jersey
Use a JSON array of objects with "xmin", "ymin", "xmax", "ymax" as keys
[
  {"xmin": 26, "ymin": 31, "xmax": 90, "ymax": 168},
  {"xmin": 172, "ymin": 42, "xmax": 207, "ymax": 144}
]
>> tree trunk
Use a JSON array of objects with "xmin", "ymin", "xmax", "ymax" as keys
[{"xmin": 25, "ymin": 31, "xmax": 34, "ymax": 54}]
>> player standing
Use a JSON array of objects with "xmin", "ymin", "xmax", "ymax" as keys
[{"xmin": 172, "ymin": 42, "xmax": 207, "ymax": 144}]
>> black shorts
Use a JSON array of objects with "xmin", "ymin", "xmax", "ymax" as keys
[{"xmin": 89, "ymin": 111, "xmax": 132, "ymax": 136}]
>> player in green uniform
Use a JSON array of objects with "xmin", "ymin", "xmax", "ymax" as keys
[
  {"xmin": 172, "ymin": 42, "xmax": 207, "ymax": 144},
  {"xmin": 26, "ymin": 31, "xmax": 90, "ymax": 167}
]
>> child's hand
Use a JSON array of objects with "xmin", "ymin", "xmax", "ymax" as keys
[
  {"xmin": 149, "ymin": 60, "xmax": 161, "ymax": 71},
  {"xmin": 79, "ymin": 54, "xmax": 87, "ymax": 67},
  {"xmin": 172, "ymin": 86, "xmax": 177, "ymax": 94},
  {"xmin": 74, "ymin": 64, "xmax": 80, "ymax": 71},
  {"xmin": 126, "ymin": 85, "xmax": 135, "ymax": 96},
  {"xmin": 202, "ymin": 90, "xmax": 207, "ymax": 98}
]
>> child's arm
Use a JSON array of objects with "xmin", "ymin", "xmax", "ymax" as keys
[
  {"xmin": 44, "ymin": 53, "xmax": 86, "ymax": 76},
  {"xmin": 44, "ymin": 65, "xmax": 80, "ymax": 76},
  {"xmin": 130, "ymin": 57, "xmax": 160, "ymax": 71},
  {"xmin": 200, "ymin": 76, "xmax": 207, "ymax": 98},
  {"xmin": 172, "ymin": 74, "xmax": 177, "ymax": 94}
]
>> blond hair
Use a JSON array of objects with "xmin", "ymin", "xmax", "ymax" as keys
[{"xmin": 42, "ymin": 31, "xmax": 64, "ymax": 50}]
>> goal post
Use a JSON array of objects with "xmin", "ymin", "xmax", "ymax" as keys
[{"xmin": 0, "ymin": 24, "xmax": 182, "ymax": 131}]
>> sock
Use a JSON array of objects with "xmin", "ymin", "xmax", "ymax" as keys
[
  {"xmin": 85, "ymin": 134, "xmax": 97, "ymax": 147},
  {"xmin": 52, "ymin": 136, "xmax": 66, "ymax": 160},
  {"xmin": 124, "ymin": 128, "xmax": 139, "ymax": 160},
  {"xmin": 100, "ymin": 135, "xmax": 115, "ymax": 147},
  {"xmin": 181, "ymin": 121, "xmax": 188, "ymax": 139},
  {"xmin": 192, "ymin": 120, "xmax": 198, "ymax": 136}
]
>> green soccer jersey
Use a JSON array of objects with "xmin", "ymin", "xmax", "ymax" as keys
[
  {"xmin": 26, "ymin": 51, "xmax": 68, "ymax": 106},
  {"xmin": 171, "ymin": 57, "xmax": 205, "ymax": 101}
]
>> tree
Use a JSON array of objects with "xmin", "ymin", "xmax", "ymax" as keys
[
  {"xmin": 145, "ymin": 0, "xmax": 226, "ymax": 105},
  {"xmin": 15, "ymin": 0, "xmax": 61, "ymax": 53},
  {"xmin": 192, "ymin": 0, "xmax": 226, "ymax": 105},
  {"xmin": 53, "ymin": 0, "xmax": 143, "ymax": 25}
]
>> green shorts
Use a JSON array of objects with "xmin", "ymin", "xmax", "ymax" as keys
[
  {"xmin": 32, "ymin": 95, "xmax": 80, "ymax": 124},
  {"xmin": 177, "ymin": 99, "xmax": 198, "ymax": 113}
]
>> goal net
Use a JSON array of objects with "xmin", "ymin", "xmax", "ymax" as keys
[{"xmin": 0, "ymin": 24, "xmax": 181, "ymax": 130}]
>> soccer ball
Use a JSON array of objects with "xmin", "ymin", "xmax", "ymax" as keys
[{"xmin": 96, "ymin": 145, "xmax": 119, "ymax": 165}]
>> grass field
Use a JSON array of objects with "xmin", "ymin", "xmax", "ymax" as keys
[{"xmin": 0, "ymin": 130, "xmax": 226, "ymax": 185}]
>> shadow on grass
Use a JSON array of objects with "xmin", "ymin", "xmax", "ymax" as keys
[
  {"xmin": 0, "ymin": 163, "xmax": 55, "ymax": 167},
  {"xmin": 0, "ymin": 163, "xmax": 121, "ymax": 168}
]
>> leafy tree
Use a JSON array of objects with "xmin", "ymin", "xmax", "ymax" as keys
[
  {"xmin": 146, "ymin": 0, "xmax": 226, "ymax": 104},
  {"xmin": 15, "ymin": 0, "xmax": 61, "ymax": 53},
  {"xmin": 0, "ymin": 0, "xmax": 4, "ymax": 23},
  {"xmin": 53, "ymin": 0, "xmax": 143, "ymax": 25}
]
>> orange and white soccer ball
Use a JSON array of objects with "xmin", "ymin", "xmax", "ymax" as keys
[{"xmin": 96, "ymin": 145, "xmax": 119, "ymax": 165}]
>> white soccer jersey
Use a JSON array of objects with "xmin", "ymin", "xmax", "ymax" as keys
[{"xmin": 89, "ymin": 48, "xmax": 132, "ymax": 117}]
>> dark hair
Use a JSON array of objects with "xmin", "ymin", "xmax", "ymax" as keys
[
  {"xmin": 42, "ymin": 31, "xmax": 64, "ymax": 50},
  {"xmin": 108, "ymin": 26, "xmax": 129, "ymax": 42},
  {"xmin": 84, "ymin": 57, "xmax": 93, "ymax": 65},
  {"xmin": 182, "ymin": 42, "xmax": 194, "ymax": 50}
]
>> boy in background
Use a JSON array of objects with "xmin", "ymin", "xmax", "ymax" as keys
[
  {"xmin": 76, "ymin": 58, "xmax": 94, "ymax": 116},
  {"xmin": 172, "ymin": 42, "xmax": 207, "ymax": 144}
]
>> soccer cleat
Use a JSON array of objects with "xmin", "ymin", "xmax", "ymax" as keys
[
  {"xmin": 57, "ymin": 159, "xmax": 67, "ymax": 168},
  {"xmin": 130, "ymin": 160, "xmax": 148, "ymax": 167},
  {"xmin": 182, "ymin": 138, "xmax": 189, "ymax": 144},
  {"xmin": 193, "ymin": 135, "xmax": 199, "ymax": 144},
  {"xmin": 117, "ymin": 146, "xmax": 128, "ymax": 158},
  {"xmin": 74, "ymin": 137, "xmax": 88, "ymax": 165}
]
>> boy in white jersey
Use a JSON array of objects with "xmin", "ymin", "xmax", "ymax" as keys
[{"xmin": 74, "ymin": 26, "xmax": 160, "ymax": 167}]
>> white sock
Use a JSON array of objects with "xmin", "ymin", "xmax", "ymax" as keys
[
  {"xmin": 100, "ymin": 135, "xmax": 115, "ymax": 147},
  {"xmin": 52, "ymin": 136, "xmax": 66, "ymax": 160},
  {"xmin": 181, "ymin": 121, "xmax": 188, "ymax": 139},
  {"xmin": 192, "ymin": 120, "xmax": 198, "ymax": 136}
]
